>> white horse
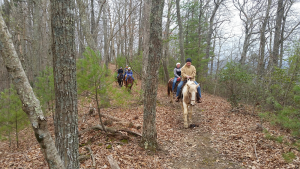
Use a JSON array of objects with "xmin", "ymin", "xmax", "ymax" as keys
[{"xmin": 181, "ymin": 80, "xmax": 199, "ymax": 128}]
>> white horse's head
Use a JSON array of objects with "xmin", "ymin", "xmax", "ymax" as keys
[{"xmin": 185, "ymin": 80, "xmax": 199, "ymax": 106}]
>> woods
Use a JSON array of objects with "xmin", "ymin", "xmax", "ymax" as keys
[{"xmin": 1, "ymin": 0, "xmax": 300, "ymax": 168}]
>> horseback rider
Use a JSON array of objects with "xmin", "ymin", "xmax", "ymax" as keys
[
  {"xmin": 117, "ymin": 67, "xmax": 123, "ymax": 78},
  {"xmin": 175, "ymin": 58, "xmax": 202, "ymax": 103},
  {"xmin": 125, "ymin": 67, "xmax": 134, "ymax": 81},
  {"xmin": 172, "ymin": 62, "xmax": 181, "ymax": 91},
  {"xmin": 124, "ymin": 65, "xmax": 129, "ymax": 76}
]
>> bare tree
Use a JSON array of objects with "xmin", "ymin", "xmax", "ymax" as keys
[
  {"xmin": 141, "ymin": 0, "xmax": 152, "ymax": 100},
  {"xmin": 279, "ymin": 0, "xmax": 300, "ymax": 68},
  {"xmin": 103, "ymin": 2, "xmax": 109, "ymax": 68},
  {"xmin": 257, "ymin": 0, "xmax": 272, "ymax": 75},
  {"xmin": 176, "ymin": 0, "xmax": 185, "ymax": 64},
  {"xmin": 162, "ymin": 0, "xmax": 173, "ymax": 82},
  {"xmin": 233, "ymin": 0, "xmax": 262, "ymax": 65},
  {"xmin": 141, "ymin": 0, "xmax": 164, "ymax": 150},
  {"xmin": 204, "ymin": 0, "xmax": 224, "ymax": 75},
  {"xmin": 272, "ymin": 0, "xmax": 284, "ymax": 67},
  {"xmin": 137, "ymin": 0, "xmax": 143, "ymax": 55},
  {"xmin": 0, "ymin": 12, "xmax": 65, "ymax": 169},
  {"xmin": 50, "ymin": 0, "xmax": 79, "ymax": 168}
]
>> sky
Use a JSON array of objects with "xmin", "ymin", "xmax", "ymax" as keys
[{"xmin": 215, "ymin": 0, "xmax": 300, "ymax": 65}]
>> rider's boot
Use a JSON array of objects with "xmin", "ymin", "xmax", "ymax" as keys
[
  {"xmin": 196, "ymin": 95, "xmax": 202, "ymax": 103},
  {"xmin": 175, "ymin": 96, "xmax": 180, "ymax": 102}
]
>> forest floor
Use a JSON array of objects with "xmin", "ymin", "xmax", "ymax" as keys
[{"xmin": 1, "ymin": 64, "xmax": 300, "ymax": 168}]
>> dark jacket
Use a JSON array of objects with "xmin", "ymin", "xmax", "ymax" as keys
[
  {"xmin": 174, "ymin": 67, "xmax": 181, "ymax": 78},
  {"xmin": 118, "ymin": 69, "xmax": 123, "ymax": 74}
]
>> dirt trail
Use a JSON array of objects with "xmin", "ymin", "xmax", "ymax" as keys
[
  {"xmin": 156, "ymin": 87, "xmax": 242, "ymax": 169},
  {"xmin": 4, "ymin": 64, "xmax": 297, "ymax": 168}
]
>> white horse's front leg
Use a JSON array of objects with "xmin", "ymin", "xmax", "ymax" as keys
[
  {"xmin": 188, "ymin": 106, "xmax": 193, "ymax": 126},
  {"xmin": 183, "ymin": 102, "xmax": 188, "ymax": 128}
]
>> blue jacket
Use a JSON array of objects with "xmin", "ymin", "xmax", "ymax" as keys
[{"xmin": 127, "ymin": 70, "xmax": 133, "ymax": 76}]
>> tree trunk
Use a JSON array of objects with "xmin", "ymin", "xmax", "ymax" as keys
[
  {"xmin": 176, "ymin": 0, "xmax": 185, "ymax": 64},
  {"xmin": 240, "ymin": 26, "xmax": 251, "ymax": 65},
  {"xmin": 204, "ymin": 0, "xmax": 221, "ymax": 76},
  {"xmin": 267, "ymin": 20, "xmax": 273, "ymax": 71},
  {"xmin": 118, "ymin": 8, "xmax": 123, "ymax": 56},
  {"xmin": 0, "ymin": 12, "xmax": 65, "ymax": 169},
  {"xmin": 279, "ymin": 15, "xmax": 285, "ymax": 68},
  {"xmin": 124, "ymin": 1, "xmax": 128, "ymax": 57},
  {"xmin": 162, "ymin": 0, "xmax": 173, "ymax": 82},
  {"xmin": 103, "ymin": 3, "xmax": 109, "ymax": 68},
  {"xmin": 137, "ymin": 0, "xmax": 143, "ymax": 55},
  {"xmin": 279, "ymin": 1, "xmax": 292, "ymax": 68},
  {"xmin": 33, "ymin": 0, "xmax": 41, "ymax": 79},
  {"xmin": 140, "ymin": 0, "xmax": 152, "ymax": 100},
  {"xmin": 91, "ymin": 0, "xmax": 96, "ymax": 38},
  {"xmin": 197, "ymin": 0, "xmax": 204, "ymax": 80},
  {"xmin": 50, "ymin": 0, "xmax": 79, "ymax": 168},
  {"xmin": 128, "ymin": 0, "xmax": 134, "ymax": 59},
  {"xmin": 258, "ymin": 0, "xmax": 271, "ymax": 76},
  {"xmin": 141, "ymin": 0, "xmax": 164, "ymax": 150},
  {"xmin": 16, "ymin": 113, "xmax": 19, "ymax": 148},
  {"xmin": 198, "ymin": 0, "xmax": 204, "ymax": 52},
  {"xmin": 76, "ymin": 0, "xmax": 96, "ymax": 51},
  {"xmin": 272, "ymin": 0, "xmax": 284, "ymax": 67},
  {"xmin": 185, "ymin": 10, "xmax": 190, "ymax": 55},
  {"xmin": 210, "ymin": 34, "xmax": 216, "ymax": 75},
  {"xmin": 79, "ymin": 10, "xmax": 85, "ymax": 58}
]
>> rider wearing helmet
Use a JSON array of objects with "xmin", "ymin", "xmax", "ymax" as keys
[
  {"xmin": 175, "ymin": 58, "xmax": 202, "ymax": 103},
  {"xmin": 172, "ymin": 63, "xmax": 181, "ymax": 91},
  {"xmin": 125, "ymin": 67, "xmax": 134, "ymax": 81}
]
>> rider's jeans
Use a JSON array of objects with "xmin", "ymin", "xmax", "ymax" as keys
[
  {"xmin": 176, "ymin": 81, "xmax": 202, "ymax": 98},
  {"xmin": 172, "ymin": 77, "xmax": 178, "ymax": 91}
]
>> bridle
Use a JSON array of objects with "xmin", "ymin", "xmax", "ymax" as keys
[{"xmin": 187, "ymin": 82, "xmax": 196, "ymax": 104}]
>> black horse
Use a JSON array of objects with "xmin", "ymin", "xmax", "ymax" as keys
[{"xmin": 117, "ymin": 74, "xmax": 123, "ymax": 87}]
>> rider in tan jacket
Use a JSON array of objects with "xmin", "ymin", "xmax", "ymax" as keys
[
  {"xmin": 181, "ymin": 62, "xmax": 196, "ymax": 81},
  {"xmin": 175, "ymin": 58, "xmax": 202, "ymax": 103}
]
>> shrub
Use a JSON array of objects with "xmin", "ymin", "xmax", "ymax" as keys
[
  {"xmin": 219, "ymin": 62, "xmax": 253, "ymax": 108},
  {"xmin": 34, "ymin": 67, "xmax": 55, "ymax": 113},
  {"xmin": 0, "ymin": 85, "xmax": 29, "ymax": 148}
]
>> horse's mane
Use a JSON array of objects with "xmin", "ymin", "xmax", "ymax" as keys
[
  {"xmin": 127, "ymin": 76, "xmax": 133, "ymax": 83},
  {"xmin": 185, "ymin": 80, "xmax": 196, "ymax": 86}
]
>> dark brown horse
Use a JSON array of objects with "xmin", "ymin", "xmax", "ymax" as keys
[
  {"xmin": 117, "ymin": 74, "xmax": 123, "ymax": 87},
  {"xmin": 124, "ymin": 75, "xmax": 134, "ymax": 91},
  {"xmin": 167, "ymin": 77, "xmax": 180, "ymax": 103}
]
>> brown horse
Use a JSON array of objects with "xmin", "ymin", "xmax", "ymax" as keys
[
  {"xmin": 124, "ymin": 75, "xmax": 134, "ymax": 91},
  {"xmin": 167, "ymin": 77, "xmax": 180, "ymax": 103}
]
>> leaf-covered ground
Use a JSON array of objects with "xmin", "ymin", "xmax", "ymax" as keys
[{"xmin": 1, "ymin": 66, "xmax": 300, "ymax": 168}]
